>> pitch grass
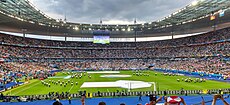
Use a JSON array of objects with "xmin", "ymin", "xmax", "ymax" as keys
[{"xmin": 3, "ymin": 70, "xmax": 230, "ymax": 96}]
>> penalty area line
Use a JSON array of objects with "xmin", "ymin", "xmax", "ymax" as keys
[
  {"xmin": 150, "ymin": 82, "xmax": 157, "ymax": 91},
  {"xmin": 68, "ymin": 85, "xmax": 74, "ymax": 92}
]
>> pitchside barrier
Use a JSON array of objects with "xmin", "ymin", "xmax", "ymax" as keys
[{"xmin": 15, "ymin": 88, "xmax": 230, "ymax": 101}]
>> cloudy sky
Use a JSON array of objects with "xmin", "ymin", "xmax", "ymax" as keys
[{"xmin": 29, "ymin": 0, "xmax": 193, "ymax": 24}]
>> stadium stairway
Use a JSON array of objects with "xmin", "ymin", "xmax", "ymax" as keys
[{"xmin": 0, "ymin": 95, "xmax": 229, "ymax": 105}]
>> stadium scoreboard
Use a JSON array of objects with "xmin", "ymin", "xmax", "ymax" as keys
[{"xmin": 93, "ymin": 30, "xmax": 110, "ymax": 44}]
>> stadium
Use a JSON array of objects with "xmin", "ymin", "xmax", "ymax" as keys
[{"xmin": 0, "ymin": 0, "xmax": 230, "ymax": 105}]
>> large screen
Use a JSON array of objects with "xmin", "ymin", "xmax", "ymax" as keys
[{"xmin": 93, "ymin": 36, "xmax": 110, "ymax": 44}]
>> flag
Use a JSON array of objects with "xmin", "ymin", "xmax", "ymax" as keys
[
  {"xmin": 167, "ymin": 96, "xmax": 182, "ymax": 104},
  {"xmin": 210, "ymin": 15, "xmax": 215, "ymax": 20},
  {"xmin": 0, "ymin": 58, "xmax": 4, "ymax": 63},
  {"xmin": 219, "ymin": 10, "xmax": 225, "ymax": 17},
  {"xmin": 203, "ymin": 89, "xmax": 208, "ymax": 94},
  {"xmin": 100, "ymin": 19, "xmax": 102, "ymax": 24}
]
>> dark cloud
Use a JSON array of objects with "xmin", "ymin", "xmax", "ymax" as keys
[{"xmin": 30, "ymin": 0, "xmax": 193, "ymax": 24}]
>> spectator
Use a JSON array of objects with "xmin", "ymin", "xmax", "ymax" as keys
[
  {"xmin": 81, "ymin": 96, "xmax": 85, "ymax": 105},
  {"xmin": 149, "ymin": 96, "xmax": 162, "ymax": 105},
  {"xmin": 68, "ymin": 96, "xmax": 72, "ymax": 104},
  {"xmin": 98, "ymin": 101, "xmax": 106, "ymax": 105},
  {"xmin": 164, "ymin": 96, "xmax": 186, "ymax": 105},
  {"xmin": 53, "ymin": 99, "xmax": 63, "ymax": 105},
  {"xmin": 202, "ymin": 94, "xmax": 229, "ymax": 105}
]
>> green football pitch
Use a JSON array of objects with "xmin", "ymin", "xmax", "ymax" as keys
[{"xmin": 3, "ymin": 70, "xmax": 230, "ymax": 96}]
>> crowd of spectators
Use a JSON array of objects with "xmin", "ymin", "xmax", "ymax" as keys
[
  {"xmin": 1, "ymin": 27, "xmax": 229, "ymax": 48},
  {"xmin": 91, "ymin": 94, "xmax": 230, "ymax": 105},
  {"xmin": 0, "ymin": 27, "xmax": 230, "ymax": 59},
  {"xmin": 155, "ymin": 59, "xmax": 230, "ymax": 77},
  {"xmin": 0, "ymin": 62, "xmax": 53, "ymax": 89},
  {"xmin": 0, "ymin": 41, "xmax": 229, "ymax": 58}
]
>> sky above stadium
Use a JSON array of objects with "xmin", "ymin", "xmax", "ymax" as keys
[{"xmin": 29, "ymin": 0, "xmax": 193, "ymax": 24}]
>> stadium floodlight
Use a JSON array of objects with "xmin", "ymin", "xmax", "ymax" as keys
[
  {"xmin": 192, "ymin": 0, "xmax": 198, "ymax": 6},
  {"xmin": 127, "ymin": 27, "xmax": 131, "ymax": 31},
  {"xmin": 74, "ymin": 26, "xmax": 79, "ymax": 30}
]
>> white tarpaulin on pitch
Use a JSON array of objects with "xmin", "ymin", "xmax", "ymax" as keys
[
  {"xmin": 87, "ymin": 71, "xmax": 120, "ymax": 74},
  {"xmin": 100, "ymin": 75, "xmax": 131, "ymax": 78},
  {"xmin": 81, "ymin": 80, "xmax": 153, "ymax": 89}
]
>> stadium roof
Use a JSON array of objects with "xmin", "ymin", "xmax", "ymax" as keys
[
  {"xmin": 155, "ymin": 0, "xmax": 229, "ymax": 25},
  {"xmin": 0, "ymin": 0, "xmax": 230, "ymax": 37}
]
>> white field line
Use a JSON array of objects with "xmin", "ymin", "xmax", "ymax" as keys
[
  {"xmin": 150, "ymin": 82, "xmax": 156, "ymax": 91},
  {"xmin": 12, "ymin": 81, "xmax": 41, "ymax": 95},
  {"xmin": 107, "ymin": 89, "xmax": 110, "ymax": 92},
  {"xmin": 68, "ymin": 85, "xmax": 74, "ymax": 92}
]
